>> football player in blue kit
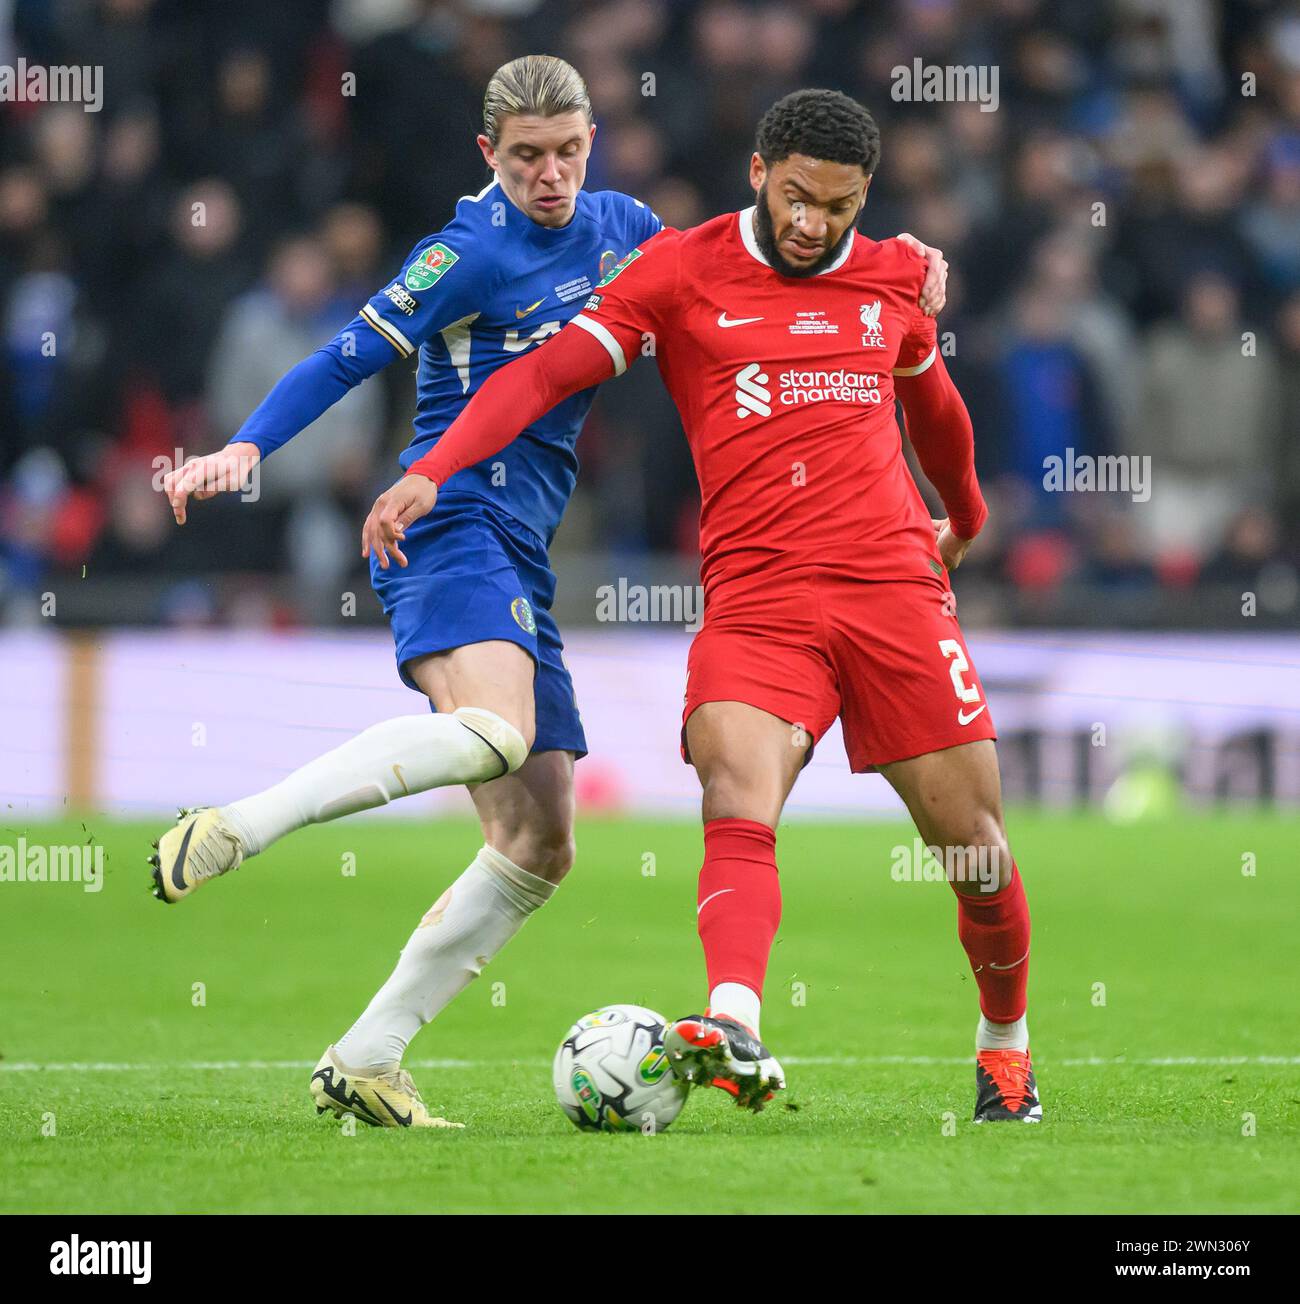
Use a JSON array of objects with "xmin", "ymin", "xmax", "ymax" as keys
[{"xmin": 154, "ymin": 54, "xmax": 949, "ymax": 1128}]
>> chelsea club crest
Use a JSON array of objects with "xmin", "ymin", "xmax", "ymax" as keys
[{"xmin": 511, "ymin": 597, "xmax": 537, "ymax": 635}]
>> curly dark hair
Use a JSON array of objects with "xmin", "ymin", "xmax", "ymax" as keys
[{"xmin": 755, "ymin": 88, "xmax": 881, "ymax": 175}]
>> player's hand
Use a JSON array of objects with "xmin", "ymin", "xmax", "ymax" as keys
[
  {"xmin": 933, "ymin": 517, "xmax": 974, "ymax": 572},
  {"xmin": 895, "ymin": 232, "xmax": 948, "ymax": 317},
  {"xmin": 362, "ymin": 473, "xmax": 439, "ymax": 570},
  {"xmin": 164, "ymin": 442, "xmax": 261, "ymax": 525}
]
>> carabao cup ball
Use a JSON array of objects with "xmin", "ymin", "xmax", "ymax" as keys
[{"xmin": 553, "ymin": 1004, "xmax": 690, "ymax": 1133}]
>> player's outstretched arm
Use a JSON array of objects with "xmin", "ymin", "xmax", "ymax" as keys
[
  {"xmin": 166, "ymin": 327, "xmax": 396, "ymax": 525},
  {"xmin": 362, "ymin": 324, "xmax": 617, "ymax": 568},
  {"xmin": 895, "ymin": 351, "xmax": 988, "ymax": 571}
]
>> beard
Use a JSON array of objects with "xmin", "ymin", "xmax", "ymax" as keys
[{"xmin": 753, "ymin": 183, "xmax": 856, "ymax": 279}]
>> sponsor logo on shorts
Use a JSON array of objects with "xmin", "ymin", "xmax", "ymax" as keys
[
  {"xmin": 957, "ymin": 703, "xmax": 988, "ymax": 726},
  {"xmin": 404, "ymin": 242, "xmax": 458, "ymax": 291},
  {"xmin": 511, "ymin": 596, "xmax": 537, "ymax": 635}
]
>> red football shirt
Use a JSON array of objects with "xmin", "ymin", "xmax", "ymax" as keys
[{"xmin": 569, "ymin": 208, "xmax": 954, "ymax": 587}]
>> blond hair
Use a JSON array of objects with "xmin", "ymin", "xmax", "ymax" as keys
[{"xmin": 482, "ymin": 55, "xmax": 592, "ymax": 146}]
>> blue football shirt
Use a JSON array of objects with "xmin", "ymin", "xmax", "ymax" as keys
[
  {"xmin": 358, "ymin": 180, "xmax": 661, "ymax": 543},
  {"xmin": 233, "ymin": 179, "xmax": 660, "ymax": 546}
]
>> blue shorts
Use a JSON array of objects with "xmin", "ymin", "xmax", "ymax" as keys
[{"xmin": 369, "ymin": 498, "xmax": 587, "ymax": 759}]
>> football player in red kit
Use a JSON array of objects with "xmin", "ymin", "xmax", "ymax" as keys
[{"xmin": 364, "ymin": 89, "xmax": 1040, "ymax": 1125}]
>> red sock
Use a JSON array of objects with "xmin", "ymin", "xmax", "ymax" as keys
[
  {"xmin": 954, "ymin": 862, "xmax": 1030, "ymax": 1023},
  {"xmin": 696, "ymin": 818, "xmax": 782, "ymax": 999}
]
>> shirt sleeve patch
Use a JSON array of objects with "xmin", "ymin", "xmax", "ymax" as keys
[
  {"xmin": 404, "ymin": 242, "xmax": 459, "ymax": 292},
  {"xmin": 596, "ymin": 247, "xmax": 642, "ymax": 287}
]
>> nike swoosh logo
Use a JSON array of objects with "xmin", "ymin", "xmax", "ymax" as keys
[
  {"xmin": 697, "ymin": 888, "xmax": 735, "ymax": 915},
  {"xmin": 515, "ymin": 299, "xmax": 545, "ymax": 319},
  {"xmin": 957, "ymin": 704, "xmax": 988, "ymax": 726},
  {"xmin": 378, "ymin": 1094, "xmax": 413, "ymax": 1127},
  {"xmin": 717, "ymin": 312, "xmax": 763, "ymax": 328},
  {"xmin": 171, "ymin": 820, "xmax": 196, "ymax": 893},
  {"xmin": 988, "ymin": 948, "xmax": 1029, "ymax": 972},
  {"xmin": 392, "ymin": 763, "xmax": 410, "ymax": 796}
]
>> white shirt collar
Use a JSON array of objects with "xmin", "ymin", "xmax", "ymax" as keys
[{"xmin": 737, "ymin": 205, "xmax": 856, "ymax": 276}]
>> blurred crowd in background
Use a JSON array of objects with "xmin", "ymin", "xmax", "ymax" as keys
[{"xmin": 1, "ymin": 0, "xmax": 1298, "ymax": 628}]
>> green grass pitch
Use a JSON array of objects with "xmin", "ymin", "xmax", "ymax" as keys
[{"xmin": 1, "ymin": 811, "xmax": 1297, "ymax": 1214}]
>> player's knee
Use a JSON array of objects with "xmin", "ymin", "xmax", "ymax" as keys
[
  {"xmin": 452, "ymin": 706, "xmax": 532, "ymax": 774},
  {"xmin": 981, "ymin": 817, "xmax": 1013, "ymax": 890},
  {"xmin": 948, "ymin": 813, "xmax": 1012, "ymax": 895},
  {"xmin": 699, "ymin": 769, "xmax": 781, "ymax": 828},
  {"xmin": 491, "ymin": 823, "xmax": 575, "ymax": 884}
]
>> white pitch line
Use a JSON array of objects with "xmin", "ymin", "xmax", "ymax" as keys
[
  {"xmin": 0, "ymin": 1055, "xmax": 1297, "ymax": 1073},
  {"xmin": 0, "ymin": 1058, "xmax": 488, "ymax": 1073}
]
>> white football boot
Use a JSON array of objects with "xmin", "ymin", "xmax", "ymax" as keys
[
  {"xmin": 663, "ymin": 1012, "xmax": 786, "ymax": 1111},
  {"xmin": 309, "ymin": 1046, "xmax": 464, "ymax": 1129},
  {"xmin": 149, "ymin": 806, "xmax": 245, "ymax": 903}
]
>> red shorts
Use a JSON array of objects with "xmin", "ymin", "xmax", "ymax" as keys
[{"xmin": 682, "ymin": 568, "xmax": 997, "ymax": 772}]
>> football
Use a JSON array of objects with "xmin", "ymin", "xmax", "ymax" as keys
[{"xmin": 552, "ymin": 1004, "xmax": 690, "ymax": 1133}]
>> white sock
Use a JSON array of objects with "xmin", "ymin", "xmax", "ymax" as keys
[
  {"xmin": 976, "ymin": 1014, "xmax": 1029, "ymax": 1052},
  {"xmin": 222, "ymin": 708, "xmax": 526, "ymax": 856},
  {"xmin": 709, "ymin": 982, "xmax": 762, "ymax": 1036},
  {"xmin": 334, "ymin": 844, "xmax": 555, "ymax": 1069}
]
